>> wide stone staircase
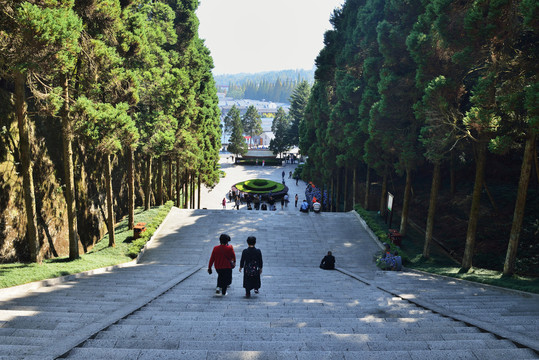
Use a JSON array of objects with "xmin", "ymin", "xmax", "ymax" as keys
[
  {"xmin": 64, "ymin": 267, "xmax": 537, "ymax": 360},
  {"xmin": 0, "ymin": 209, "xmax": 537, "ymax": 359}
]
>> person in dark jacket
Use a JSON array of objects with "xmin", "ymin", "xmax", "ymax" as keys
[
  {"xmin": 208, "ymin": 234, "xmax": 236, "ymax": 296},
  {"xmin": 239, "ymin": 236, "xmax": 263, "ymax": 298},
  {"xmin": 320, "ymin": 251, "xmax": 335, "ymax": 270}
]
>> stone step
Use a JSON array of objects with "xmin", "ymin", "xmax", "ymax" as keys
[
  {"xmin": 94, "ymin": 330, "xmax": 498, "ymax": 342},
  {"xmin": 80, "ymin": 337, "xmax": 519, "ymax": 351},
  {"xmin": 0, "ymin": 310, "xmax": 101, "ymax": 322},
  {"xmin": 63, "ymin": 347, "xmax": 539, "ymax": 360},
  {"xmin": 0, "ymin": 344, "xmax": 41, "ymax": 356},
  {"xmin": 0, "ymin": 335, "xmax": 55, "ymax": 346},
  {"xmin": 95, "ymin": 323, "xmax": 482, "ymax": 340},
  {"xmin": 117, "ymin": 315, "xmax": 449, "ymax": 325}
]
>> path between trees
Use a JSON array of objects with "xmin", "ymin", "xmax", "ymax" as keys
[{"xmin": 0, "ymin": 156, "xmax": 537, "ymax": 359}]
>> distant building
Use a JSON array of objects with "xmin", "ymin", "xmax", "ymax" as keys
[{"xmin": 219, "ymin": 98, "xmax": 287, "ymax": 147}]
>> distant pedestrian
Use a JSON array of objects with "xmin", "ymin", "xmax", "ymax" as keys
[
  {"xmin": 320, "ymin": 251, "xmax": 335, "ymax": 270},
  {"xmin": 300, "ymin": 200, "xmax": 309, "ymax": 213},
  {"xmin": 262, "ymin": 160, "xmax": 265, "ymax": 167},
  {"xmin": 222, "ymin": 198, "xmax": 226, "ymax": 209},
  {"xmin": 268, "ymin": 196, "xmax": 275, "ymax": 211},
  {"xmin": 282, "ymin": 170, "xmax": 285, "ymax": 180},
  {"xmin": 208, "ymin": 234, "xmax": 236, "ymax": 296},
  {"xmin": 295, "ymin": 194, "xmax": 298, "ymax": 207},
  {"xmin": 289, "ymin": 171, "xmax": 292, "ymax": 179},
  {"xmin": 280, "ymin": 196, "xmax": 285, "ymax": 209},
  {"xmin": 284, "ymin": 194, "xmax": 289, "ymax": 207},
  {"xmin": 239, "ymin": 236, "xmax": 263, "ymax": 298},
  {"xmin": 295, "ymin": 176, "xmax": 299, "ymax": 186}
]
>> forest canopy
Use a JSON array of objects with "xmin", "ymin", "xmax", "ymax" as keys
[
  {"xmin": 0, "ymin": 0, "xmax": 221, "ymax": 263},
  {"xmin": 300, "ymin": 0, "xmax": 538, "ymax": 276}
]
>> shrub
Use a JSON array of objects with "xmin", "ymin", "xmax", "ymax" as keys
[
  {"xmin": 235, "ymin": 158, "xmax": 282, "ymax": 166},
  {"xmin": 235, "ymin": 179, "xmax": 285, "ymax": 194}
]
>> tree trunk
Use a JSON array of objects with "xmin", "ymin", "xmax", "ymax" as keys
[
  {"xmin": 176, "ymin": 158, "xmax": 181, "ymax": 208},
  {"xmin": 105, "ymin": 154, "xmax": 115, "ymax": 247},
  {"xmin": 330, "ymin": 177, "xmax": 335, "ymax": 212},
  {"xmin": 157, "ymin": 157, "xmax": 163, "ymax": 206},
  {"xmin": 192, "ymin": 174, "xmax": 196, "ymax": 209},
  {"xmin": 503, "ymin": 134, "xmax": 535, "ymax": 276},
  {"xmin": 461, "ymin": 140, "xmax": 488, "ymax": 271},
  {"xmin": 61, "ymin": 75, "xmax": 79, "ymax": 260},
  {"xmin": 380, "ymin": 170, "xmax": 388, "ymax": 218},
  {"xmin": 534, "ymin": 138, "xmax": 539, "ymax": 185},
  {"xmin": 14, "ymin": 70, "xmax": 39, "ymax": 262},
  {"xmin": 343, "ymin": 168, "xmax": 348, "ymax": 211},
  {"xmin": 168, "ymin": 158, "xmax": 173, "ymax": 202},
  {"xmin": 145, "ymin": 156, "xmax": 152, "ymax": 210},
  {"xmin": 336, "ymin": 169, "xmax": 341, "ymax": 212},
  {"xmin": 197, "ymin": 174, "xmax": 201, "ymax": 209},
  {"xmin": 321, "ymin": 183, "xmax": 325, "ymax": 212},
  {"xmin": 184, "ymin": 169, "xmax": 188, "ymax": 209},
  {"xmin": 450, "ymin": 150, "xmax": 456, "ymax": 197},
  {"xmin": 399, "ymin": 168, "xmax": 412, "ymax": 236},
  {"xmin": 353, "ymin": 166, "xmax": 357, "ymax": 207},
  {"xmin": 127, "ymin": 147, "xmax": 134, "ymax": 230},
  {"xmin": 423, "ymin": 162, "xmax": 441, "ymax": 258},
  {"xmin": 364, "ymin": 166, "xmax": 370, "ymax": 210}
]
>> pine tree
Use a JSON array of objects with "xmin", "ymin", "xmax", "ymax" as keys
[
  {"xmin": 224, "ymin": 105, "xmax": 241, "ymax": 135},
  {"xmin": 270, "ymin": 107, "xmax": 290, "ymax": 158},
  {"xmin": 288, "ymin": 80, "xmax": 310, "ymax": 147},
  {"xmin": 242, "ymin": 105, "xmax": 262, "ymax": 148},
  {"xmin": 227, "ymin": 111, "xmax": 247, "ymax": 158}
]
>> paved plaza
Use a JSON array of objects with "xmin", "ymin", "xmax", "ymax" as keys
[{"xmin": 0, "ymin": 154, "xmax": 538, "ymax": 359}]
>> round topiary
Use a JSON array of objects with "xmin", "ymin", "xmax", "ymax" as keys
[{"xmin": 233, "ymin": 179, "xmax": 288, "ymax": 199}]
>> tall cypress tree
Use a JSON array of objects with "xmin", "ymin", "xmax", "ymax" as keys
[
  {"xmin": 242, "ymin": 105, "xmax": 262, "ymax": 148},
  {"xmin": 0, "ymin": 0, "xmax": 83, "ymax": 262},
  {"xmin": 288, "ymin": 80, "xmax": 310, "ymax": 148}
]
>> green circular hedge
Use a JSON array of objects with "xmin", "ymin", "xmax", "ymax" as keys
[{"xmin": 234, "ymin": 179, "xmax": 285, "ymax": 194}]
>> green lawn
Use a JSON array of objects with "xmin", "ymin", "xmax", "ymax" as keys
[
  {"xmin": 354, "ymin": 205, "xmax": 539, "ymax": 294},
  {"xmin": 0, "ymin": 202, "xmax": 172, "ymax": 289}
]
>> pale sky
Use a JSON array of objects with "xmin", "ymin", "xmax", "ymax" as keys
[{"xmin": 196, "ymin": 0, "xmax": 344, "ymax": 75}]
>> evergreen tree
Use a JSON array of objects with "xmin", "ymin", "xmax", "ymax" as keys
[
  {"xmin": 288, "ymin": 80, "xmax": 310, "ymax": 147},
  {"xmin": 0, "ymin": 0, "xmax": 83, "ymax": 261},
  {"xmin": 223, "ymin": 105, "xmax": 241, "ymax": 135},
  {"xmin": 375, "ymin": 0, "xmax": 424, "ymax": 234},
  {"xmin": 270, "ymin": 107, "xmax": 290, "ymax": 158},
  {"xmin": 227, "ymin": 111, "xmax": 247, "ymax": 158},
  {"xmin": 242, "ymin": 105, "xmax": 262, "ymax": 148}
]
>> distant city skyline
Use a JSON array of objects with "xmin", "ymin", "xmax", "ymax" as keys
[{"xmin": 197, "ymin": 0, "xmax": 344, "ymax": 75}]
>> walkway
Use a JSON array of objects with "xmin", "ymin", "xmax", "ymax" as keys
[{"xmin": 0, "ymin": 155, "xmax": 537, "ymax": 359}]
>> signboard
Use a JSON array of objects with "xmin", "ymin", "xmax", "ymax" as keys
[{"xmin": 387, "ymin": 192, "xmax": 394, "ymax": 211}]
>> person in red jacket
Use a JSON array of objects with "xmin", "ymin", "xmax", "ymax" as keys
[{"xmin": 208, "ymin": 234, "xmax": 236, "ymax": 295}]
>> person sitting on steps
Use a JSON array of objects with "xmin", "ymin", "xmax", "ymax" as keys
[{"xmin": 320, "ymin": 251, "xmax": 335, "ymax": 270}]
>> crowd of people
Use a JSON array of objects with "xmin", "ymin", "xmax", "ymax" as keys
[{"xmin": 222, "ymin": 187, "xmax": 296, "ymax": 211}]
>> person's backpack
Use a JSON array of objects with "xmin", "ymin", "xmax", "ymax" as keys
[{"xmin": 245, "ymin": 261, "xmax": 259, "ymax": 277}]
